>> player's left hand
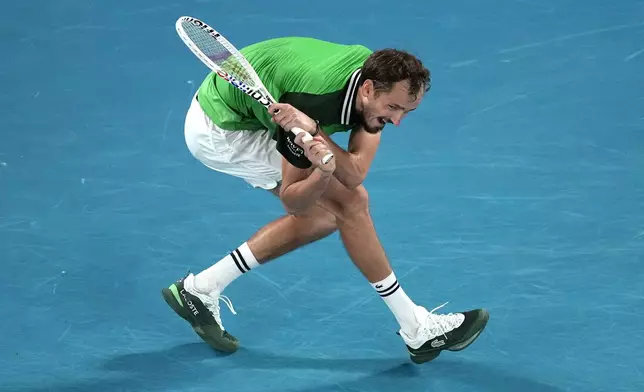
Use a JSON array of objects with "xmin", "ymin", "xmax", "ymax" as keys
[
  {"xmin": 294, "ymin": 133, "xmax": 335, "ymax": 173},
  {"xmin": 269, "ymin": 103, "xmax": 318, "ymax": 134}
]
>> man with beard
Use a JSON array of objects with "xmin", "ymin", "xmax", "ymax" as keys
[{"xmin": 162, "ymin": 36, "xmax": 489, "ymax": 364}]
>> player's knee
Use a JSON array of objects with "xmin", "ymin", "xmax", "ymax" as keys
[
  {"xmin": 341, "ymin": 185, "xmax": 370, "ymax": 217},
  {"xmin": 292, "ymin": 207, "xmax": 337, "ymax": 238},
  {"xmin": 315, "ymin": 210, "xmax": 338, "ymax": 235},
  {"xmin": 309, "ymin": 206, "xmax": 338, "ymax": 232},
  {"xmin": 317, "ymin": 185, "xmax": 370, "ymax": 223}
]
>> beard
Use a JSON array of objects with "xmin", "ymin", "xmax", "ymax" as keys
[{"xmin": 355, "ymin": 109, "xmax": 385, "ymax": 134}]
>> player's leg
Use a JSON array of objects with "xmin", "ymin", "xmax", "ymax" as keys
[
  {"xmin": 181, "ymin": 98, "xmax": 338, "ymax": 288},
  {"xmin": 162, "ymin": 201, "xmax": 336, "ymax": 353},
  {"xmin": 316, "ymin": 178, "xmax": 489, "ymax": 363},
  {"xmin": 247, "ymin": 187, "xmax": 337, "ymax": 261},
  {"xmin": 190, "ymin": 193, "xmax": 337, "ymax": 293},
  {"xmin": 162, "ymin": 95, "xmax": 338, "ymax": 352}
]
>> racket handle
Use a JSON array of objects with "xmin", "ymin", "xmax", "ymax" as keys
[
  {"xmin": 292, "ymin": 127, "xmax": 313, "ymax": 143},
  {"xmin": 291, "ymin": 127, "xmax": 334, "ymax": 165}
]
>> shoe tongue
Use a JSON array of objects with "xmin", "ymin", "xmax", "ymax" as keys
[
  {"xmin": 208, "ymin": 283, "xmax": 223, "ymax": 296},
  {"xmin": 199, "ymin": 285, "xmax": 221, "ymax": 298},
  {"xmin": 414, "ymin": 306, "xmax": 430, "ymax": 320},
  {"xmin": 401, "ymin": 324, "xmax": 419, "ymax": 338}
]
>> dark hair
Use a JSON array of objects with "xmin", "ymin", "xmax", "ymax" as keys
[{"xmin": 360, "ymin": 49, "xmax": 431, "ymax": 99}]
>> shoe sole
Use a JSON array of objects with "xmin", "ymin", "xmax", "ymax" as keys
[
  {"xmin": 410, "ymin": 350, "xmax": 441, "ymax": 364},
  {"xmin": 447, "ymin": 308, "xmax": 490, "ymax": 352},
  {"xmin": 161, "ymin": 287, "xmax": 239, "ymax": 353}
]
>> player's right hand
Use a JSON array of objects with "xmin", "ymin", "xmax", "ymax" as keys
[{"xmin": 294, "ymin": 133, "xmax": 335, "ymax": 173}]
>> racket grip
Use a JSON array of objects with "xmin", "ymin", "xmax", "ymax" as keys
[{"xmin": 290, "ymin": 127, "xmax": 335, "ymax": 165}]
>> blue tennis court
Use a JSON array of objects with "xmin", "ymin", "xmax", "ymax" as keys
[{"xmin": 2, "ymin": 0, "xmax": 643, "ymax": 391}]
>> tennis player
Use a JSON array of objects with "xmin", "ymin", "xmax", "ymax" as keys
[{"xmin": 162, "ymin": 36, "xmax": 489, "ymax": 364}]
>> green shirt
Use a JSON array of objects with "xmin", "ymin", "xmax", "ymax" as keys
[{"xmin": 196, "ymin": 36, "xmax": 372, "ymax": 136}]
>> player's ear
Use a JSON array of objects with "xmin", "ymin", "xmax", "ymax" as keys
[{"xmin": 362, "ymin": 79, "xmax": 375, "ymax": 97}]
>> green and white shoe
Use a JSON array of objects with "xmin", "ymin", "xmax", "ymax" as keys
[{"xmin": 161, "ymin": 273, "xmax": 239, "ymax": 353}]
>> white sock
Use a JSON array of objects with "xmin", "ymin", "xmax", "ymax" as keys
[
  {"xmin": 193, "ymin": 242, "xmax": 260, "ymax": 294},
  {"xmin": 371, "ymin": 272, "xmax": 420, "ymax": 336}
]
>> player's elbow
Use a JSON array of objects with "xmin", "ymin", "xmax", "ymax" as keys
[{"xmin": 341, "ymin": 157, "xmax": 368, "ymax": 189}]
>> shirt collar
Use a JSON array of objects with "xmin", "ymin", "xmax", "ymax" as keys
[{"xmin": 341, "ymin": 68, "xmax": 362, "ymax": 125}]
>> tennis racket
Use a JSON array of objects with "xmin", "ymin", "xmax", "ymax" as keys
[{"xmin": 175, "ymin": 16, "xmax": 334, "ymax": 165}]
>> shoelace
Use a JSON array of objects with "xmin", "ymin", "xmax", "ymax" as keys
[
  {"xmin": 202, "ymin": 294, "xmax": 237, "ymax": 329},
  {"xmin": 424, "ymin": 302, "xmax": 463, "ymax": 340}
]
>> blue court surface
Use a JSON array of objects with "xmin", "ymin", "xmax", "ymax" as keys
[{"xmin": 2, "ymin": 0, "xmax": 644, "ymax": 391}]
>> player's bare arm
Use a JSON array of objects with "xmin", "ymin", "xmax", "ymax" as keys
[
  {"xmin": 269, "ymin": 102, "xmax": 380, "ymax": 189},
  {"xmin": 316, "ymin": 127, "xmax": 381, "ymax": 189}
]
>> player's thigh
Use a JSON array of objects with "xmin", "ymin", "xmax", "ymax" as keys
[{"xmin": 184, "ymin": 96, "xmax": 282, "ymax": 190}]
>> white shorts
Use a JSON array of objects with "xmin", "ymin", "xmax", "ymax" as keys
[{"xmin": 183, "ymin": 96, "xmax": 283, "ymax": 190}]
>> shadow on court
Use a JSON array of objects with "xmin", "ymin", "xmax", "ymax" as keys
[{"xmin": 5, "ymin": 342, "xmax": 563, "ymax": 392}]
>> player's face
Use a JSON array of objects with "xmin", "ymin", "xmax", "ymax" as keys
[{"xmin": 356, "ymin": 80, "xmax": 424, "ymax": 133}]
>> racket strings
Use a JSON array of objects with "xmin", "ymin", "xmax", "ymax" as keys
[{"xmin": 181, "ymin": 21, "xmax": 257, "ymax": 88}]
